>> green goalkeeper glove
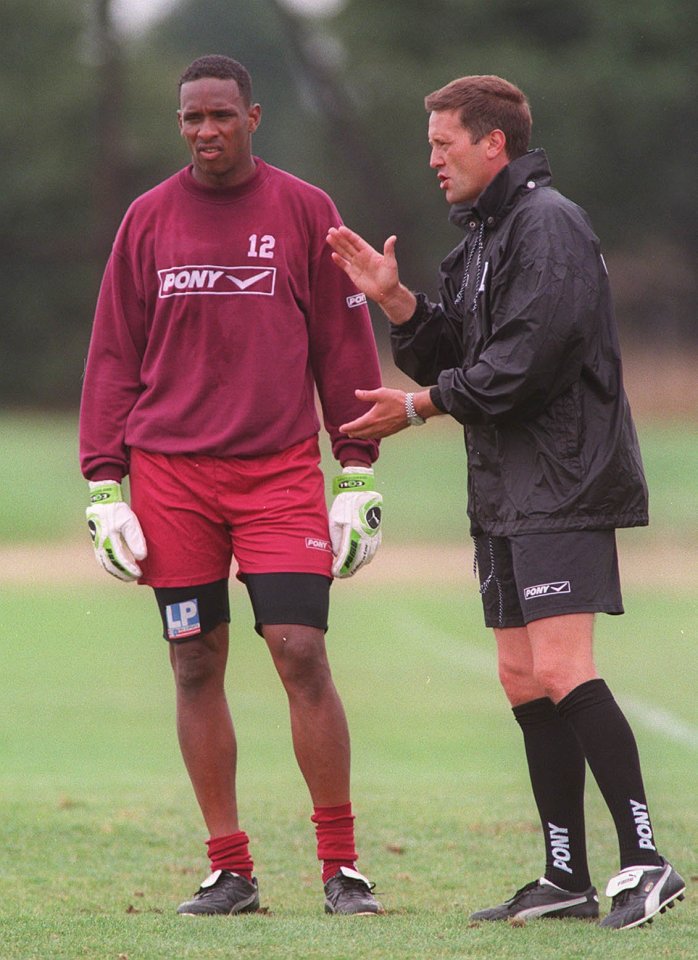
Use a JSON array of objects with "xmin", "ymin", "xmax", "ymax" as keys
[
  {"xmin": 86, "ymin": 480, "xmax": 147, "ymax": 582},
  {"xmin": 329, "ymin": 466, "xmax": 382, "ymax": 578}
]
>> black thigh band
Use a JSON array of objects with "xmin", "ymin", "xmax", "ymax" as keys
[
  {"xmin": 244, "ymin": 573, "xmax": 331, "ymax": 637},
  {"xmin": 154, "ymin": 579, "xmax": 230, "ymax": 643}
]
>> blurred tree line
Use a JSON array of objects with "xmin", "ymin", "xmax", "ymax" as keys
[{"xmin": 1, "ymin": 0, "xmax": 695, "ymax": 406}]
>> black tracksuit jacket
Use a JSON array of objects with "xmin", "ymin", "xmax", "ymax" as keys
[{"xmin": 391, "ymin": 149, "xmax": 649, "ymax": 537}]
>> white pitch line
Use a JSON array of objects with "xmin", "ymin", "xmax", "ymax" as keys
[
  {"xmin": 620, "ymin": 696, "xmax": 698, "ymax": 751},
  {"xmin": 396, "ymin": 615, "xmax": 698, "ymax": 751}
]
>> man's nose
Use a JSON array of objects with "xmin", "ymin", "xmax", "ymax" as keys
[{"xmin": 198, "ymin": 116, "xmax": 218, "ymax": 138}]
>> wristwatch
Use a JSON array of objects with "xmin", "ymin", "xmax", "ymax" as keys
[{"xmin": 405, "ymin": 392, "xmax": 426, "ymax": 426}]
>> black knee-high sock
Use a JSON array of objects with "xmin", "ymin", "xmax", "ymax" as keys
[
  {"xmin": 556, "ymin": 678, "xmax": 662, "ymax": 870},
  {"xmin": 513, "ymin": 697, "xmax": 591, "ymax": 891}
]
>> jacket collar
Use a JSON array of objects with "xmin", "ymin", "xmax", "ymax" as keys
[{"xmin": 448, "ymin": 148, "xmax": 552, "ymax": 230}]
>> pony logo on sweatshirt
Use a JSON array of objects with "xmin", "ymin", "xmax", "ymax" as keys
[{"xmin": 158, "ymin": 264, "xmax": 276, "ymax": 297}]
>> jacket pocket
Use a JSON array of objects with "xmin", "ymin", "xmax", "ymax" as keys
[{"xmin": 547, "ymin": 383, "xmax": 583, "ymax": 460}]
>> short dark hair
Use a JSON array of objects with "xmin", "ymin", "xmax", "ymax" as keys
[
  {"xmin": 424, "ymin": 75, "xmax": 531, "ymax": 159},
  {"xmin": 178, "ymin": 55, "xmax": 253, "ymax": 105}
]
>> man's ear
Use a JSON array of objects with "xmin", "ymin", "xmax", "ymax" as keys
[
  {"xmin": 487, "ymin": 128, "xmax": 507, "ymax": 159},
  {"xmin": 248, "ymin": 103, "xmax": 262, "ymax": 133}
]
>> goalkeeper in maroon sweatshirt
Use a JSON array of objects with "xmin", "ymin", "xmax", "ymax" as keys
[{"xmin": 79, "ymin": 54, "xmax": 384, "ymax": 917}]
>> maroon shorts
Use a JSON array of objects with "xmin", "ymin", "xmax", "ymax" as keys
[{"xmin": 129, "ymin": 438, "xmax": 333, "ymax": 587}]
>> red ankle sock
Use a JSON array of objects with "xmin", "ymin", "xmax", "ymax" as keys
[
  {"xmin": 311, "ymin": 803, "xmax": 358, "ymax": 883},
  {"xmin": 206, "ymin": 830, "xmax": 254, "ymax": 881}
]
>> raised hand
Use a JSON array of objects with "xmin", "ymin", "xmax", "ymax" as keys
[
  {"xmin": 326, "ymin": 226, "xmax": 399, "ymax": 300},
  {"xmin": 326, "ymin": 226, "xmax": 420, "ymax": 327}
]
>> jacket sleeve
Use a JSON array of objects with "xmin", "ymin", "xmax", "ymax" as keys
[
  {"xmin": 389, "ymin": 293, "xmax": 464, "ymax": 387},
  {"xmin": 79, "ymin": 246, "xmax": 147, "ymax": 481},
  {"xmin": 433, "ymin": 217, "xmax": 596, "ymax": 425},
  {"xmin": 306, "ymin": 207, "xmax": 381, "ymax": 467}
]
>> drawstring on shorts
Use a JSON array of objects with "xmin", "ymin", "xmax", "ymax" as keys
[{"xmin": 473, "ymin": 536, "xmax": 504, "ymax": 627}]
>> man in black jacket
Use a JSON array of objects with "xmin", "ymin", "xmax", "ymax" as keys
[{"xmin": 326, "ymin": 74, "xmax": 684, "ymax": 930}]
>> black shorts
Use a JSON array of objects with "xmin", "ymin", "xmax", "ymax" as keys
[
  {"xmin": 154, "ymin": 573, "xmax": 331, "ymax": 643},
  {"xmin": 473, "ymin": 530, "xmax": 624, "ymax": 629}
]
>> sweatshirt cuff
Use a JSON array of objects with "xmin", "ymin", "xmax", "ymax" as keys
[
  {"xmin": 336, "ymin": 440, "xmax": 376, "ymax": 468},
  {"xmin": 85, "ymin": 466, "xmax": 127, "ymax": 483}
]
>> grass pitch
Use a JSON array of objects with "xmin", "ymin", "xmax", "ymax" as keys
[
  {"xmin": 0, "ymin": 412, "xmax": 695, "ymax": 957},
  {"xmin": 0, "ymin": 580, "xmax": 695, "ymax": 959}
]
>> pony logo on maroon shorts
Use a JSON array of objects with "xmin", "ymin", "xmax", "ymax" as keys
[{"xmin": 305, "ymin": 537, "xmax": 331, "ymax": 552}]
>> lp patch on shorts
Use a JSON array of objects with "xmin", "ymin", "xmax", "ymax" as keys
[
  {"xmin": 165, "ymin": 599, "xmax": 202, "ymax": 640},
  {"xmin": 523, "ymin": 580, "xmax": 571, "ymax": 600}
]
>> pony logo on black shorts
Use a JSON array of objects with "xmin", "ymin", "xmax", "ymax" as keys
[{"xmin": 523, "ymin": 581, "xmax": 571, "ymax": 600}]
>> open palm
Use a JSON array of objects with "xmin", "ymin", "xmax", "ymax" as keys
[{"xmin": 326, "ymin": 226, "xmax": 399, "ymax": 302}]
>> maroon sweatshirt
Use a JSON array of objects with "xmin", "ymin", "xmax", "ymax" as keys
[{"xmin": 80, "ymin": 160, "xmax": 381, "ymax": 481}]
